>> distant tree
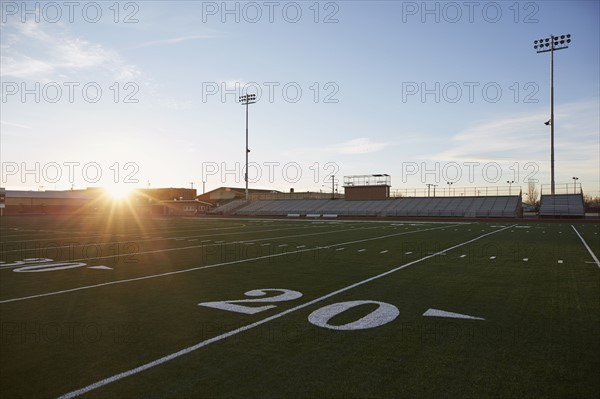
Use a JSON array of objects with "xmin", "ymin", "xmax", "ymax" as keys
[
  {"xmin": 526, "ymin": 180, "xmax": 539, "ymax": 206},
  {"xmin": 584, "ymin": 194, "xmax": 600, "ymax": 210}
]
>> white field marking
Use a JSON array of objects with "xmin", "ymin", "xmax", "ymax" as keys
[
  {"xmin": 188, "ymin": 239, "xmax": 198, "ymax": 242},
  {"xmin": 308, "ymin": 300, "xmax": 399, "ymax": 330},
  {"xmin": 571, "ymin": 225, "xmax": 600, "ymax": 269},
  {"xmin": 422, "ymin": 308, "xmax": 485, "ymax": 320},
  {"xmin": 296, "ymin": 245, "xmax": 306, "ymax": 249},
  {"xmin": 14, "ymin": 262, "xmax": 88, "ymax": 273},
  {"xmin": 0, "ymin": 258, "xmax": 54, "ymax": 267},
  {"xmin": 202, "ymin": 216, "xmax": 470, "ymax": 226},
  {"xmin": 523, "ymin": 258, "xmax": 529, "ymax": 262},
  {"xmin": 336, "ymin": 248, "xmax": 345, "ymax": 251},
  {"xmin": 87, "ymin": 266, "xmax": 113, "ymax": 270},
  {"xmin": 514, "ymin": 226, "xmax": 531, "ymax": 229},
  {"xmin": 261, "ymin": 243, "xmax": 271, "ymax": 246},
  {"xmin": 490, "ymin": 256, "xmax": 496, "ymax": 260},
  {"xmin": 1, "ymin": 224, "xmax": 379, "ymax": 259},
  {"xmin": 0, "ymin": 224, "xmax": 462, "ymax": 303},
  {"xmin": 278, "ymin": 244, "xmax": 288, "ymax": 248},
  {"xmin": 405, "ymin": 252, "xmax": 413, "ymax": 255},
  {"xmin": 380, "ymin": 250, "xmax": 388, "ymax": 254},
  {"xmin": 0, "ymin": 232, "xmax": 121, "ymax": 242},
  {"xmin": 358, "ymin": 249, "xmax": 366, "ymax": 252},
  {"xmin": 0, "ymin": 224, "xmax": 320, "ymax": 253},
  {"xmin": 558, "ymin": 260, "xmax": 564, "ymax": 264},
  {"xmin": 0, "ymin": 226, "xmax": 382, "ymax": 270},
  {"xmin": 56, "ymin": 225, "xmax": 512, "ymax": 399},
  {"xmin": 460, "ymin": 254, "xmax": 467, "ymax": 258}
]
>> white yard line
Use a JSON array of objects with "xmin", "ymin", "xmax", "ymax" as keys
[
  {"xmin": 0, "ymin": 225, "xmax": 325, "ymax": 254},
  {"xmin": 0, "ymin": 227, "xmax": 376, "ymax": 261},
  {"xmin": 0, "ymin": 224, "xmax": 460, "ymax": 303},
  {"xmin": 571, "ymin": 225, "xmax": 600, "ymax": 269},
  {"xmin": 0, "ymin": 226, "xmax": 381, "ymax": 269},
  {"xmin": 56, "ymin": 224, "xmax": 513, "ymax": 399}
]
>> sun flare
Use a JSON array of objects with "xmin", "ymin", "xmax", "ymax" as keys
[{"xmin": 105, "ymin": 185, "xmax": 133, "ymax": 200}]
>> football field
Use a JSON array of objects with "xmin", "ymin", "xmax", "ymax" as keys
[{"xmin": 1, "ymin": 215, "xmax": 599, "ymax": 398}]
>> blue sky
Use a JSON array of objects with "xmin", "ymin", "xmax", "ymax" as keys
[{"xmin": 1, "ymin": 1, "xmax": 598, "ymax": 197}]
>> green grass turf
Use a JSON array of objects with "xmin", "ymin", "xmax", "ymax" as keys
[{"xmin": 0, "ymin": 215, "xmax": 598, "ymax": 398}]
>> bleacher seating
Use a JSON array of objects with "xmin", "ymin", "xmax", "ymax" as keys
[
  {"xmin": 208, "ymin": 199, "xmax": 248, "ymax": 214},
  {"xmin": 539, "ymin": 194, "xmax": 585, "ymax": 217},
  {"xmin": 234, "ymin": 196, "xmax": 522, "ymax": 218}
]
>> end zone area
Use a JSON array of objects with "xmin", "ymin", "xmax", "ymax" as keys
[{"xmin": 1, "ymin": 216, "xmax": 598, "ymax": 398}]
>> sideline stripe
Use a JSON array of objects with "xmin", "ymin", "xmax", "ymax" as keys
[
  {"xmin": 0, "ymin": 225, "xmax": 324, "ymax": 254},
  {"xmin": 0, "ymin": 226, "xmax": 380, "ymax": 269},
  {"xmin": 1, "ymin": 224, "xmax": 459, "ymax": 303},
  {"xmin": 571, "ymin": 225, "xmax": 600, "ymax": 269},
  {"xmin": 0, "ymin": 223, "xmax": 240, "ymax": 241},
  {"xmin": 57, "ymin": 225, "xmax": 513, "ymax": 399}
]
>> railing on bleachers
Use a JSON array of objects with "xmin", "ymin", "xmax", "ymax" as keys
[
  {"xmin": 390, "ymin": 185, "xmax": 520, "ymax": 198},
  {"xmin": 540, "ymin": 183, "xmax": 582, "ymax": 195}
]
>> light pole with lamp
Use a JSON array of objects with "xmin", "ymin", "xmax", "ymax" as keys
[
  {"xmin": 534, "ymin": 34, "xmax": 572, "ymax": 195},
  {"xmin": 239, "ymin": 93, "xmax": 256, "ymax": 201},
  {"xmin": 447, "ymin": 181, "xmax": 454, "ymax": 197},
  {"xmin": 507, "ymin": 180, "xmax": 515, "ymax": 195}
]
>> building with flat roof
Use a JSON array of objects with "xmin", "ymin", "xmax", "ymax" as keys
[{"xmin": 343, "ymin": 174, "xmax": 391, "ymax": 200}]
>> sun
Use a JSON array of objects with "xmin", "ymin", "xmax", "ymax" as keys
[{"xmin": 105, "ymin": 185, "xmax": 133, "ymax": 200}]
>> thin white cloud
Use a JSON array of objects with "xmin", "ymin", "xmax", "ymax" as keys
[
  {"xmin": 428, "ymin": 99, "xmax": 600, "ymax": 192},
  {"xmin": 330, "ymin": 138, "xmax": 387, "ymax": 154},
  {"xmin": 1, "ymin": 21, "xmax": 140, "ymax": 81},
  {"xmin": 433, "ymin": 100, "xmax": 599, "ymax": 164},
  {"xmin": 0, "ymin": 54, "xmax": 54, "ymax": 80},
  {"xmin": 1, "ymin": 120, "xmax": 31, "ymax": 130},
  {"xmin": 136, "ymin": 34, "xmax": 215, "ymax": 48}
]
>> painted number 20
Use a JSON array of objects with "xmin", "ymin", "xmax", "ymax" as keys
[{"xmin": 198, "ymin": 288, "xmax": 400, "ymax": 331}]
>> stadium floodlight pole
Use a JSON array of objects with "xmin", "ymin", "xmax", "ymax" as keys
[
  {"xmin": 534, "ymin": 34, "xmax": 572, "ymax": 195},
  {"xmin": 572, "ymin": 176, "xmax": 578, "ymax": 194},
  {"xmin": 446, "ymin": 181, "xmax": 453, "ymax": 197},
  {"xmin": 239, "ymin": 93, "xmax": 256, "ymax": 201},
  {"xmin": 331, "ymin": 175, "xmax": 335, "ymax": 199},
  {"xmin": 507, "ymin": 180, "xmax": 515, "ymax": 195}
]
